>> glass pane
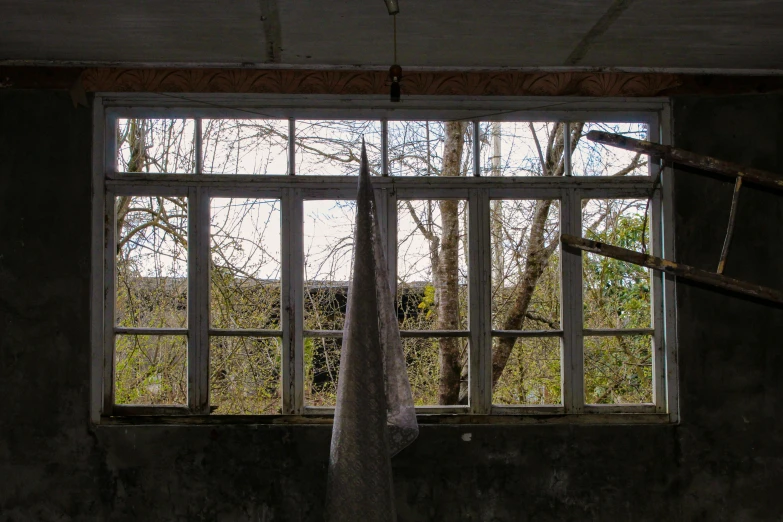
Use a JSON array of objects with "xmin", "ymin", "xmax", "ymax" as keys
[
  {"xmin": 479, "ymin": 121, "xmax": 563, "ymax": 177},
  {"xmin": 210, "ymin": 336, "xmax": 281, "ymax": 414},
  {"xmin": 305, "ymin": 337, "xmax": 342, "ymax": 406},
  {"xmin": 295, "ymin": 120, "xmax": 381, "ymax": 175},
  {"xmin": 404, "ymin": 337, "xmax": 469, "ymax": 406},
  {"xmin": 303, "ymin": 200, "xmax": 357, "ymax": 330},
  {"xmin": 211, "ymin": 198, "xmax": 281, "ymax": 329},
  {"xmin": 116, "ymin": 196, "xmax": 188, "ymax": 328},
  {"xmin": 491, "ymin": 199, "xmax": 560, "ymax": 331},
  {"xmin": 115, "ymin": 335, "xmax": 187, "ymax": 405},
  {"xmin": 202, "ymin": 119, "xmax": 288, "ymax": 175},
  {"xmin": 573, "ymin": 122, "xmax": 649, "ymax": 177},
  {"xmin": 583, "ymin": 199, "xmax": 652, "ymax": 329},
  {"xmin": 492, "ymin": 337, "xmax": 561, "ymax": 405},
  {"xmin": 397, "ymin": 199, "xmax": 468, "ymax": 331},
  {"xmin": 117, "ymin": 119, "xmax": 195, "ymax": 173},
  {"xmin": 585, "ymin": 335, "xmax": 653, "ymax": 404},
  {"xmin": 388, "ymin": 121, "xmax": 474, "ymax": 177}
]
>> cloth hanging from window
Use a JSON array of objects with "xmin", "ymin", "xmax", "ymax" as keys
[{"xmin": 325, "ymin": 141, "xmax": 419, "ymax": 521}]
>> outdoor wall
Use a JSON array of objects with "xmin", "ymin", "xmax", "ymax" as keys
[{"xmin": 1, "ymin": 89, "xmax": 782, "ymax": 521}]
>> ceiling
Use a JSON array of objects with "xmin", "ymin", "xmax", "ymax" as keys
[{"xmin": 1, "ymin": 0, "xmax": 782, "ymax": 72}]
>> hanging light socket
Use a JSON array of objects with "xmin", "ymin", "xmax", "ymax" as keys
[{"xmin": 389, "ymin": 63, "xmax": 402, "ymax": 102}]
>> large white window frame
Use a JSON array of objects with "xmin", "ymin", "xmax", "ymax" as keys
[{"xmin": 91, "ymin": 94, "xmax": 678, "ymax": 424}]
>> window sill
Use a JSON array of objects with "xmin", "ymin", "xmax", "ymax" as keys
[{"xmin": 97, "ymin": 412, "xmax": 675, "ymax": 427}]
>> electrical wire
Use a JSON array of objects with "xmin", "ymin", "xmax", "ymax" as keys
[{"xmin": 393, "ymin": 15, "xmax": 397, "ymax": 64}]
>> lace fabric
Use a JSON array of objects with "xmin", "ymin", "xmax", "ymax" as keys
[{"xmin": 325, "ymin": 141, "xmax": 419, "ymax": 521}]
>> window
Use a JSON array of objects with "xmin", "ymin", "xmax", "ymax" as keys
[{"xmin": 92, "ymin": 97, "xmax": 677, "ymax": 422}]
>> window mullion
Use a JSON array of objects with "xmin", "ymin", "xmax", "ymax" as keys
[
  {"xmin": 469, "ymin": 188, "xmax": 491, "ymax": 413},
  {"xmin": 472, "ymin": 121, "xmax": 481, "ymax": 177},
  {"xmin": 651, "ymin": 191, "xmax": 666, "ymax": 412},
  {"xmin": 381, "ymin": 119, "xmax": 389, "ymax": 177},
  {"xmin": 648, "ymin": 119, "xmax": 666, "ymax": 413},
  {"xmin": 659, "ymin": 106, "xmax": 678, "ymax": 420},
  {"xmin": 561, "ymin": 189, "xmax": 584, "ymax": 413},
  {"xmin": 564, "ymin": 122, "xmax": 572, "ymax": 177},
  {"xmin": 92, "ymin": 98, "xmax": 108, "ymax": 422},
  {"xmin": 103, "ymin": 189, "xmax": 117, "ymax": 415},
  {"xmin": 195, "ymin": 118, "xmax": 203, "ymax": 174},
  {"xmin": 187, "ymin": 186, "xmax": 210, "ymax": 414},
  {"xmin": 281, "ymin": 188, "xmax": 304, "ymax": 414},
  {"xmin": 288, "ymin": 118, "xmax": 296, "ymax": 176},
  {"xmin": 102, "ymin": 109, "xmax": 117, "ymax": 416}
]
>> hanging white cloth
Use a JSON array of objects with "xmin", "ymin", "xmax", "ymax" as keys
[{"xmin": 325, "ymin": 141, "xmax": 419, "ymax": 521}]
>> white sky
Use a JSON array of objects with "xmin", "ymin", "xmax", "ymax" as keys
[{"xmin": 119, "ymin": 119, "xmax": 650, "ymax": 287}]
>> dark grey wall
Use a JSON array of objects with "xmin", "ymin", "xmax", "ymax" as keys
[
  {"xmin": 1, "ymin": 90, "xmax": 781, "ymax": 521},
  {"xmin": 670, "ymin": 94, "xmax": 783, "ymax": 522}
]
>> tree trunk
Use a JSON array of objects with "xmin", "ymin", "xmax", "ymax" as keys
[
  {"xmin": 490, "ymin": 199, "xmax": 555, "ymax": 386},
  {"xmin": 436, "ymin": 121, "xmax": 466, "ymax": 404},
  {"xmin": 490, "ymin": 123, "xmax": 583, "ymax": 388},
  {"xmin": 456, "ymin": 123, "xmax": 585, "ymax": 403}
]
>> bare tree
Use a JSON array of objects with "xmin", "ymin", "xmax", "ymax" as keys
[
  {"xmin": 434, "ymin": 121, "xmax": 467, "ymax": 404},
  {"xmin": 113, "ymin": 117, "xmax": 651, "ymax": 410}
]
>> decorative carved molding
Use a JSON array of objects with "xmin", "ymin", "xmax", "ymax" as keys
[
  {"xmin": 79, "ymin": 68, "xmax": 686, "ymax": 97},
  {"xmin": 3, "ymin": 66, "xmax": 783, "ymax": 97}
]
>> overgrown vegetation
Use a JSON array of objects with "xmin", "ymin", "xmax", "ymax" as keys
[{"xmin": 114, "ymin": 118, "xmax": 652, "ymax": 411}]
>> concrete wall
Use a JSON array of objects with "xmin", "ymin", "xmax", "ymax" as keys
[{"xmin": 1, "ymin": 90, "xmax": 781, "ymax": 521}]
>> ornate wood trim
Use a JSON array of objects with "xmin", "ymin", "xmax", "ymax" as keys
[
  {"xmin": 80, "ymin": 68, "xmax": 685, "ymax": 97},
  {"xmin": 3, "ymin": 66, "xmax": 783, "ymax": 97}
]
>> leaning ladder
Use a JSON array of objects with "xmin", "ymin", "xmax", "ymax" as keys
[{"xmin": 560, "ymin": 130, "xmax": 783, "ymax": 305}]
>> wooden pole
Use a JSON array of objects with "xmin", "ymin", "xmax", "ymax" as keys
[
  {"xmin": 586, "ymin": 130, "xmax": 783, "ymax": 191},
  {"xmin": 717, "ymin": 176, "xmax": 743, "ymax": 274},
  {"xmin": 561, "ymin": 234, "xmax": 783, "ymax": 305}
]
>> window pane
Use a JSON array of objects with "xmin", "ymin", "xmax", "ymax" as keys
[
  {"xmin": 115, "ymin": 335, "xmax": 187, "ymax": 405},
  {"xmin": 582, "ymin": 199, "xmax": 652, "ymax": 329},
  {"xmin": 491, "ymin": 199, "xmax": 560, "ymax": 331},
  {"xmin": 479, "ymin": 121, "xmax": 563, "ymax": 177},
  {"xmin": 211, "ymin": 198, "xmax": 281, "ymax": 329},
  {"xmin": 295, "ymin": 120, "xmax": 381, "ymax": 176},
  {"xmin": 202, "ymin": 119, "xmax": 288, "ymax": 175},
  {"xmin": 404, "ymin": 337, "xmax": 469, "ymax": 406},
  {"xmin": 304, "ymin": 200, "xmax": 357, "ymax": 330},
  {"xmin": 585, "ymin": 335, "xmax": 653, "ymax": 404},
  {"xmin": 573, "ymin": 122, "xmax": 649, "ymax": 177},
  {"xmin": 492, "ymin": 337, "xmax": 561, "ymax": 405},
  {"xmin": 117, "ymin": 119, "xmax": 195, "ymax": 173},
  {"xmin": 116, "ymin": 196, "xmax": 188, "ymax": 329},
  {"xmin": 388, "ymin": 121, "xmax": 474, "ymax": 177},
  {"xmin": 397, "ymin": 199, "xmax": 468, "ymax": 331},
  {"xmin": 210, "ymin": 336, "xmax": 281, "ymax": 414},
  {"xmin": 305, "ymin": 336, "xmax": 341, "ymax": 406}
]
